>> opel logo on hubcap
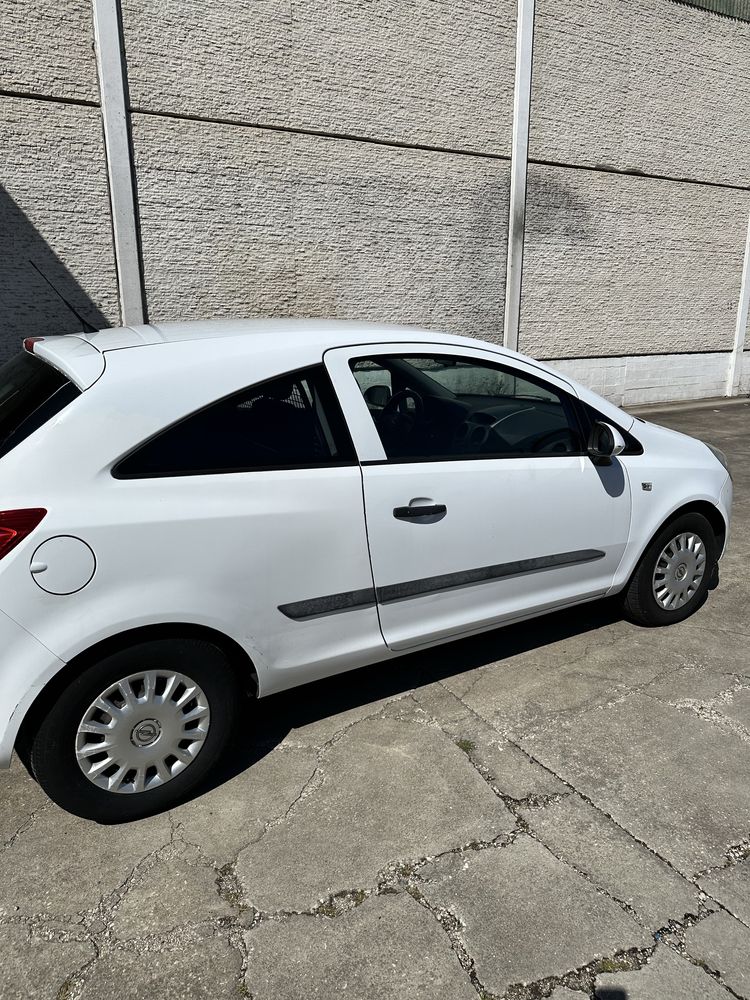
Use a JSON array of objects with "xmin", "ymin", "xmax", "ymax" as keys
[{"xmin": 131, "ymin": 718, "xmax": 162, "ymax": 747}]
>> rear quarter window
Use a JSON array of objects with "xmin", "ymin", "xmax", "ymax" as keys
[{"xmin": 0, "ymin": 352, "xmax": 80, "ymax": 460}]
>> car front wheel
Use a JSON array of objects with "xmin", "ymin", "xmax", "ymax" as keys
[
  {"xmin": 621, "ymin": 512, "xmax": 719, "ymax": 627},
  {"xmin": 23, "ymin": 637, "xmax": 238, "ymax": 822}
]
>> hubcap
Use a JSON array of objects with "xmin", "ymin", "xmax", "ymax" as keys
[
  {"xmin": 75, "ymin": 670, "xmax": 210, "ymax": 794},
  {"xmin": 652, "ymin": 532, "xmax": 706, "ymax": 611}
]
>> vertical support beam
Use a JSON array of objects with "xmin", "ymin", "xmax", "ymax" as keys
[
  {"xmin": 503, "ymin": 0, "xmax": 535, "ymax": 353},
  {"xmin": 92, "ymin": 0, "xmax": 145, "ymax": 326},
  {"xmin": 727, "ymin": 209, "xmax": 750, "ymax": 396}
]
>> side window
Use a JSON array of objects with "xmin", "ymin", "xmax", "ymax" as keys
[
  {"xmin": 115, "ymin": 365, "xmax": 355, "ymax": 478},
  {"xmin": 349, "ymin": 354, "xmax": 584, "ymax": 461}
]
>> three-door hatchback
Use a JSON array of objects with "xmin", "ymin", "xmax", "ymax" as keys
[{"xmin": 0, "ymin": 320, "xmax": 732, "ymax": 820}]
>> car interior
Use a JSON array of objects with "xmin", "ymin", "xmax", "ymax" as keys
[{"xmin": 351, "ymin": 356, "xmax": 584, "ymax": 460}]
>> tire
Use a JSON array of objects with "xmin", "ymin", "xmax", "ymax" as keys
[
  {"xmin": 25, "ymin": 638, "xmax": 238, "ymax": 823},
  {"xmin": 621, "ymin": 512, "xmax": 718, "ymax": 627}
]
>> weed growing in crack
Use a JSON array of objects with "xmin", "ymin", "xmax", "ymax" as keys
[
  {"xmin": 216, "ymin": 863, "xmax": 247, "ymax": 911},
  {"xmin": 455, "ymin": 738, "xmax": 477, "ymax": 754}
]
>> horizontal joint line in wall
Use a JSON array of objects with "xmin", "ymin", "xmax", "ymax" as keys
[
  {"xmin": 539, "ymin": 349, "xmax": 732, "ymax": 362},
  {"xmin": 0, "ymin": 88, "xmax": 100, "ymax": 110},
  {"xmin": 528, "ymin": 156, "xmax": 750, "ymax": 194},
  {"xmin": 127, "ymin": 105, "xmax": 514, "ymax": 163}
]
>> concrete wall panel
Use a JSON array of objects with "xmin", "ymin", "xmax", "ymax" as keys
[
  {"xmin": 519, "ymin": 164, "xmax": 750, "ymax": 360},
  {"xmin": 132, "ymin": 115, "xmax": 508, "ymax": 340},
  {"xmin": 0, "ymin": 1, "xmax": 99, "ymax": 103},
  {"xmin": 121, "ymin": 0, "xmax": 516, "ymax": 155},
  {"xmin": 529, "ymin": 0, "xmax": 750, "ymax": 187},
  {"xmin": 552, "ymin": 352, "xmax": 730, "ymax": 407},
  {"xmin": 0, "ymin": 99, "xmax": 120, "ymax": 360}
]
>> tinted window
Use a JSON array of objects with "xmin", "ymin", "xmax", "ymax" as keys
[
  {"xmin": 0, "ymin": 352, "xmax": 79, "ymax": 460},
  {"xmin": 351, "ymin": 354, "xmax": 583, "ymax": 461},
  {"xmin": 115, "ymin": 366, "xmax": 355, "ymax": 478}
]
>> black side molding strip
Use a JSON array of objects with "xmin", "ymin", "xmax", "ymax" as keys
[
  {"xmin": 377, "ymin": 549, "xmax": 605, "ymax": 603},
  {"xmin": 278, "ymin": 549, "xmax": 605, "ymax": 621},
  {"xmin": 278, "ymin": 587, "xmax": 377, "ymax": 621}
]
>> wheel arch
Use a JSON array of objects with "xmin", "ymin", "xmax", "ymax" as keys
[
  {"xmin": 656, "ymin": 499, "xmax": 727, "ymax": 556},
  {"xmin": 622, "ymin": 498, "xmax": 727, "ymax": 594},
  {"xmin": 15, "ymin": 622, "xmax": 258, "ymax": 756}
]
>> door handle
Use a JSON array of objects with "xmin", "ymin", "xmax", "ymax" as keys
[{"xmin": 393, "ymin": 504, "xmax": 447, "ymax": 520}]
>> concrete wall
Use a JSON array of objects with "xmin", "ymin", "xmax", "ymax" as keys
[
  {"xmin": 0, "ymin": 0, "xmax": 748, "ymax": 403},
  {"xmin": 520, "ymin": 166, "xmax": 750, "ymax": 360},
  {"xmin": 121, "ymin": 0, "xmax": 517, "ymax": 154},
  {"xmin": 519, "ymin": 0, "xmax": 750, "ymax": 401},
  {"xmin": 0, "ymin": 2, "xmax": 120, "ymax": 361},
  {"xmin": 132, "ymin": 115, "xmax": 509, "ymax": 340}
]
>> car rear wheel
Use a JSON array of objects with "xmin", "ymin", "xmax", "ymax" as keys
[
  {"xmin": 621, "ymin": 512, "xmax": 718, "ymax": 626},
  {"xmin": 24, "ymin": 638, "xmax": 238, "ymax": 822}
]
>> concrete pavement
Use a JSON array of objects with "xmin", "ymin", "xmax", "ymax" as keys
[{"xmin": 1, "ymin": 398, "xmax": 748, "ymax": 999}]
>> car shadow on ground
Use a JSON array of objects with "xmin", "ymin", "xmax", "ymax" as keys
[{"xmin": 180, "ymin": 596, "xmax": 628, "ymax": 809}]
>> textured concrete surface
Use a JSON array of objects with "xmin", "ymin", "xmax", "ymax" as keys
[
  {"xmin": 0, "ymin": 0, "xmax": 99, "ymax": 102},
  {"xmin": 0, "ymin": 399, "xmax": 747, "ymax": 998},
  {"xmin": 121, "ymin": 0, "xmax": 516, "ymax": 155},
  {"xmin": 0, "ymin": 98, "xmax": 120, "ymax": 357},
  {"xmin": 594, "ymin": 945, "xmax": 734, "ymax": 1000},
  {"xmin": 132, "ymin": 113, "xmax": 509, "ymax": 340},
  {"xmin": 530, "ymin": 0, "xmax": 750, "ymax": 188},
  {"xmin": 520, "ymin": 163, "xmax": 750, "ymax": 359},
  {"xmin": 684, "ymin": 910, "xmax": 750, "ymax": 998}
]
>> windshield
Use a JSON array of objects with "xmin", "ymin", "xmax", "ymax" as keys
[{"xmin": 0, "ymin": 352, "xmax": 80, "ymax": 459}]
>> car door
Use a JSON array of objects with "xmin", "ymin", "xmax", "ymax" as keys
[{"xmin": 325, "ymin": 343, "xmax": 632, "ymax": 651}]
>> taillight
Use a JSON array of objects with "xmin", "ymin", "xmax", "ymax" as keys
[
  {"xmin": 23, "ymin": 337, "xmax": 45, "ymax": 354},
  {"xmin": 0, "ymin": 509, "xmax": 47, "ymax": 561}
]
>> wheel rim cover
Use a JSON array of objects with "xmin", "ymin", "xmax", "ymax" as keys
[
  {"xmin": 75, "ymin": 670, "xmax": 210, "ymax": 794},
  {"xmin": 652, "ymin": 532, "xmax": 706, "ymax": 611}
]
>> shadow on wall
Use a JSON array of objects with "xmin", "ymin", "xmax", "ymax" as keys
[
  {"xmin": 0, "ymin": 185, "xmax": 110, "ymax": 363},
  {"xmin": 597, "ymin": 990, "xmax": 628, "ymax": 999}
]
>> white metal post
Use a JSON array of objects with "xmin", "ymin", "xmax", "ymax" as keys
[
  {"xmin": 503, "ymin": 0, "xmax": 535, "ymax": 353},
  {"xmin": 92, "ymin": 0, "xmax": 145, "ymax": 326},
  {"xmin": 727, "ymin": 209, "xmax": 750, "ymax": 396}
]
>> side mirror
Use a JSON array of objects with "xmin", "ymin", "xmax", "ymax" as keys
[
  {"xmin": 588, "ymin": 421, "xmax": 626, "ymax": 465},
  {"xmin": 364, "ymin": 384, "xmax": 391, "ymax": 408}
]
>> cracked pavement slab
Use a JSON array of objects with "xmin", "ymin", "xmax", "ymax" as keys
[
  {"xmin": 519, "ymin": 793, "xmax": 701, "ymax": 928},
  {"xmin": 699, "ymin": 855, "xmax": 750, "ymax": 925},
  {"xmin": 594, "ymin": 944, "xmax": 734, "ymax": 999},
  {"xmin": 684, "ymin": 910, "xmax": 750, "ymax": 997},
  {"xmin": 518, "ymin": 691, "xmax": 750, "ymax": 875},
  {"xmin": 2, "ymin": 924, "xmax": 95, "ymax": 1000},
  {"xmin": 235, "ymin": 716, "xmax": 515, "ymax": 912},
  {"xmin": 0, "ymin": 399, "xmax": 747, "ymax": 999},
  {"xmin": 244, "ymin": 891, "xmax": 478, "ymax": 999},
  {"xmin": 419, "ymin": 833, "xmax": 651, "ymax": 994}
]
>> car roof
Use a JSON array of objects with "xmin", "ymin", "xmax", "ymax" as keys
[
  {"xmin": 28, "ymin": 318, "xmax": 635, "ymax": 431},
  {"xmin": 74, "ymin": 318, "xmax": 493, "ymax": 353}
]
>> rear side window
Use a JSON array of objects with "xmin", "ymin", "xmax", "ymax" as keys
[
  {"xmin": 0, "ymin": 352, "xmax": 80, "ymax": 460},
  {"xmin": 114, "ymin": 365, "xmax": 356, "ymax": 478}
]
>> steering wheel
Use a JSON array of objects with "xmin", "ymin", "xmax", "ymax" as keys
[
  {"xmin": 378, "ymin": 390, "xmax": 425, "ymax": 435},
  {"xmin": 529, "ymin": 428, "xmax": 576, "ymax": 454}
]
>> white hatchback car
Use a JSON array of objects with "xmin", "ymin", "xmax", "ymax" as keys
[{"xmin": 0, "ymin": 320, "xmax": 732, "ymax": 821}]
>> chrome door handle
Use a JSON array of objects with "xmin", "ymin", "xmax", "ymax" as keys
[{"xmin": 393, "ymin": 504, "xmax": 447, "ymax": 519}]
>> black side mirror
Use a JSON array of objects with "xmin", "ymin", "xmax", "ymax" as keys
[{"xmin": 588, "ymin": 420, "xmax": 625, "ymax": 465}]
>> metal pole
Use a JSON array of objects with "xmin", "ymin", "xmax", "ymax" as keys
[
  {"xmin": 727, "ymin": 209, "xmax": 750, "ymax": 396},
  {"xmin": 92, "ymin": 0, "xmax": 145, "ymax": 326},
  {"xmin": 503, "ymin": 0, "xmax": 535, "ymax": 353}
]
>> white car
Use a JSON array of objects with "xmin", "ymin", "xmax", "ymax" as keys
[{"xmin": 0, "ymin": 320, "xmax": 732, "ymax": 821}]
